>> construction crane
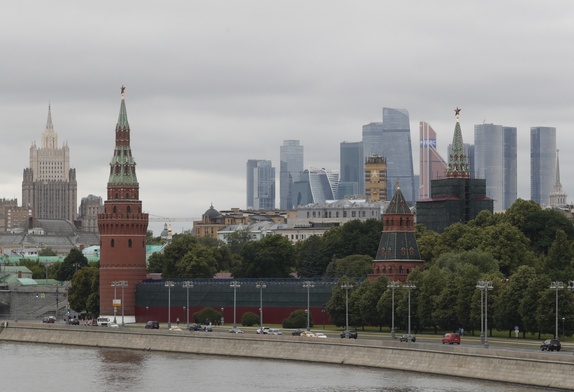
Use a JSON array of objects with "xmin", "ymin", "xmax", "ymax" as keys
[{"xmin": 148, "ymin": 215, "xmax": 199, "ymax": 223}]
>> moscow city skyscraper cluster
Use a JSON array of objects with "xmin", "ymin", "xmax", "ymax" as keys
[{"xmin": 247, "ymin": 107, "xmax": 562, "ymax": 212}]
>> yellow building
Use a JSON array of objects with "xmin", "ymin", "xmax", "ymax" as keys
[{"xmin": 365, "ymin": 155, "xmax": 387, "ymax": 202}]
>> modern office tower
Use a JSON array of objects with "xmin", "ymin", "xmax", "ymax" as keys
[
  {"xmin": 22, "ymin": 105, "xmax": 77, "ymax": 221},
  {"xmin": 280, "ymin": 140, "xmax": 304, "ymax": 210},
  {"xmin": 292, "ymin": 167, "xmax": 339, "ymax": 206},
  {"xmin": 340, "ymin": 141, "xmax": 364, "ymax": 197},
  {"xmin": 246, "ymin": 159, "xmax": 275, "ymax": 210},
  {"xmin": 531, "ymin": 127, "xmax": 557, "ymax": 206},
  {"xmin": 474, "ymin": 123, "xmax": 517, "ymax": 211},
  {"xmin": 549, "ymin": 150, "xmax": 567, "ymax": 207},
  {"xmin": 78, "ymin": 194, "xmax": 103, "ymax": 233},
  {"xmin": 365, "ymin": 156, "xmax": 387, "ymax": 202},
  {"xmin": 362, "ymin": 108, "xmax": 416, "ymax": 204},
  {"xmin": 419, "ymin": 121, "xmax": 447, "ymax": 200},
  {"xmin": 98, "ymin": 86, "xmax": 149, "ymax": 321},
  {"xmin": 417, "ymin": 109, "xmax": 493, "ymax": 233}
]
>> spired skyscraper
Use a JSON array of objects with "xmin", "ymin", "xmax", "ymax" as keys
[
  {"xmin": 98, "ymin": 86, "xmax": 149, "ymax": 320},
  {"xmin": 362, "ymin": 108, "xmax": 416, "ymax": 204},
  {"xmin": 531, "ymin": 126, "xmax": 557, "ymax": 206},
  {"xmin": 246, "ymin": 159, "xmax": 275, "ymax": 210},
  {"xmin": 280, "ymin": 140, "xmax": 304, "ymax": 210},
  {"xmin": 474, "ymin": 123, "xmax": 517, "ymax": 211},
  {"xmin": 22, "ymin": 105, "xmax": 77, "ymax": 221}
]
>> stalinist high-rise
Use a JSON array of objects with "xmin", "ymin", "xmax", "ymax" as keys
[{"xmin": 22, "ymin": 106, "xmax": 77, "ymax": 221}]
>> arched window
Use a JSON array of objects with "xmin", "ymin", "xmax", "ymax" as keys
[
  {"xmin": 111, "ymin": 239, "xmax": 115, "ymax": 247},
  {"xmin": 113, "ymin": 206, "xmax": 117, "ymax": 213},
  {"xmin": 127, "ymin": 206, "xmax": 131, "ymax": 213},
  {"xmin": 128, "ymin": 239, "xmax": 132, "ymax": 248}
]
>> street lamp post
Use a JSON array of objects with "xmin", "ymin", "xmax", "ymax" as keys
[
  {"xmin": 146, "ymin": 306, "xmax": 149, "ymax": 322},
  {"xmin": 303, "ymin": 281, "xmax": 314, "ymax": 331},
  {"xmin": 165, "ymin": 281, "xmax": 175, "ymax": 328},
  {"xmin": 230, "ymin": 281, "xmax": 241, "ymax": 328},
  {"xmin": 321, "ymin": 306, "xmax": 326, "ymax": 329},
  {"xmin": 341, "ymin": 282, "xmax": 353, "ymax": 332},
  {"xmin": 256, "ymin": 281, "xmax": 266, "ymax": 332},
  {"xmin": 562, "ymin": 317, "xmax": 566, "ymax": 339},
  {"xmin": 476, "ymin": 280, "xmax": 493, "ymax": 348},
  {"xmin": 182, "ymin": 281, "xmax": 193, "ymax": 328},
  {"xmin": 111, "ymin": 281, "xmax": 118, "ymax": 324},
  {"xmin": 550, "ymin": 281, "xmax": 564, "ymax": 339},
  {"xmin": 220, "ymin": 307, "xmax": 224, "ymax": 326},
  {"xmin": 403, "ymin": 282, "xmax": 416, "ymax": 339},
  {"xmin": 387, "ymin": 281, "xmax": 400, "ymax": 339},
  {"xmin": 117, "ymin": 281, "xmax": 128, "ymax": 326}
]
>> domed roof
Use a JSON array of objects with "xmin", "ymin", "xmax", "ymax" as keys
[{"xmin": 204, "ymin": 204, "xmax": 222, "ymax": 219}]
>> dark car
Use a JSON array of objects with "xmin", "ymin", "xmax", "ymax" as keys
[
  {"xmin": 68, "ymin": 318, "xmax": 80, "ymax": 325},
  {"xmin": 540, "ymin": 339, "xmax": 561, "ymax": 352},
  {"xmin": 292, "ymin": 329, "xmax": 304, "ymax": 336},
  {"xmin": 340, "ymin": 330, "xmax": 358, "ymax": 339},
  {"xmin": 145, "ymin": 321, "xmax": 160, "ymax": 329},
  {"xmin": 188, "ymin": 323, "xmax": 204, "ymax": 331},
  {"xmin": 42, "ymin": 316, "xmax": 55, "ymax": 323},
  {"xmin": 399, "ymin": 334, "xmax": 416, "ymax": 342}
]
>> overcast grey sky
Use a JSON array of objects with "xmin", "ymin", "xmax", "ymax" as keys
[{"xmin": 1, "ymin": 1, "xmax": 573, "ymax": 235}]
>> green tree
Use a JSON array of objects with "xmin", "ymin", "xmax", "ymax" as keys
[
  {"xmin": 225, "ymin": 230, "xmax": 254, "ymax": 254},
  {"xmin": 519, "ymin": 274, "xmax": 551, "ymax": 336},
  {"xmin": 417, "ymin": 266, "xmax": 447, "ymax": 332},
  {"xmin": 415, "ymin": 224, "xmax": 442, "ymax": 263},
  {"xmin": 147, "ymin": 235, "xmax": 202, "ymax": 278},
  {"xmin": 68, "ymin": 267, "xmax": 99, "ymax": 315},
  {"xmin": 282, "ymin": 309, "xmax": 313, "ymax": 329},
  {"xmin": 57, "ymin": 248, "xmax": 88, "ymax": 281},
  {"xmin": 544, "ymin": 230, "xmax": 574, "ymax": 281},
  {"xmin": 296, "ymin": 235, "xmax": 327, "ymax": 278},
  {"xmin": 432, "ymin": 272, "xmax": 459, "ymax": 332},
  {"xmin": 176, "ymin": 246, "xmax": 218, "ymax": 278},
  {"xmin": 324, "ymin": 255, "xmax": 372, "ymax": 279},
  {"xmin": 39, "ymin": 247, "xmax": 57, "ymax": 256},
  {"xmin": 326, "ymin": 277, "xmax": 357, "ymax": 328},
  {"xmin": 354, "ymin": 276, "xmax": 388, "ymax": 330},
  {"xmin": 479, "ymin": 223, "xmax": 536, "ymax": 276},
  {"xmin": 233, "ymin": 234, "xmax": 295, "ymax": 278}
]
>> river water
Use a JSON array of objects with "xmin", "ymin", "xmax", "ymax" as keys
[{"xmin": 3, "ymin": 342, "xmax": 551, "ymax": 392}]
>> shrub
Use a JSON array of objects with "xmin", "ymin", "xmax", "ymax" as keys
[
  {"xmin": 282, "ymin": 309, "xmax": 313, "ymax": 329},
  {"xmin": 241, "ymin": 311, "xmax": 260, "ymax": 326},
  {"xmin": 192, "ymin": 307, "xmax": 222, "ymax": 325}
]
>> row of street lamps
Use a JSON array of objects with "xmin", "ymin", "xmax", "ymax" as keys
[{"xmin": 111, "ymin": 280, "xmax": 128, "ymax": 326}]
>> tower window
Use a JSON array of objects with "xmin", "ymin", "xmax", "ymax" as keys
[
  {"xmin": 111, "ymin": 239, "xmax": 115, "ymax": 247},
  {"xmin": 128, "ymin": 239, "xmax": 132, "ymax": 248}
]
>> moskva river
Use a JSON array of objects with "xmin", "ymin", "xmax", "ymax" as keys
[{"xmin": 3, "ymin": 342, "xmax": 551, "ymax": 392}]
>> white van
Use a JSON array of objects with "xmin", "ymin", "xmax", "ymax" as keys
[{"xmin": 97, "ymin": 317, "xmax": 111, "ymax": 327}]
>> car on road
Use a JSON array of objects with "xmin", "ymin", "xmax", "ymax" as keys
[
  {"xmin": 145, "ymin": 320, "xmax": 160, "ymax": 329},
  {"xmin": 314, "ymin": 333, "xmax": 327, "ymax": 339},
  {"xmin": 300, "ymin": 331, "xmax": 315, "ymax": 337},
  {"xmin": 292, "ymin": 329, "xmax": 304, "ymax": 336},
  {"xmin": 399, "ymin": 334, "xmax": 416, "ymax": 342},
  {"xmin": 540, "ymin": 339, "xmax": 561, "ymax": 351},
  {"xmin": 108, "ymin": 322, "xmax": 120, "ymax": 328},
  {"xmin": 42, "ymin": 316, "xmax": 55, "ymax": 323},
  {"xmin": 188, "ymin": 323, "xmax": 203, "ymax": 331},
  {"xmin": 68, "ymin": 318, "xmax": 80, "ymax": 325},
  {"xmin": 229, "ymin": 327, "xmax": 244, "ymax": 334},
  {"xmin": 442, "ymin": 333, "xmax": 461, "ymax": 344},
  {"xmin": 268, "ymin": 328, "xmax": 282, "ymax": 335},
  {"xmin": 256, "ymin": 327, "xmax": 270, "ymax": 334},
  {"xmin": 340, "ymin": 330, "xmax": 358, "ymax": 339}
]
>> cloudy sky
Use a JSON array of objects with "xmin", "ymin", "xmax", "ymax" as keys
[{"xmin": 1, "ymin": 1, "xmax": 573, "ymax": 235}]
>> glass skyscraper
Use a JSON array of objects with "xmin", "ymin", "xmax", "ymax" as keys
[
  {"xmin": 362, "ymin": 108, "xmax": 416, "ymax": 204},
  {"xmin": 339, "ymin": 141, "xmax": 363, "ymax": 198},
  {"xmin": 474, "ymin": 124, "xmax": 517, "ymax": 211},
  {"xmin": 280, "ymin": 140, "xmax": 304, "ymax": 210},
  {"xmin": 246, "ymin": 159, "xmax": 275, "ymax": 210},
  {"xmin": 531, "ymin": 126, "xmax": 556, "ymax": 206},
  {"xmin": 419, "ymin": 121, "xmax": 447, "ymax": 200}
]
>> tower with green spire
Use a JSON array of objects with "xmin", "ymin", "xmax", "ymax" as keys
[
  {"xmin": 416, "ymin": 108, "xmax": 493, "ymax": 233},
  {"xmin": 98, "ymin": 86, "xmax": 149, "ymax": 321}
]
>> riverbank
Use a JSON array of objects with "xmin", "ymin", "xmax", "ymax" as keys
[{"xmin": 1, "ymin": 322, "xmax": 572, "ymax": 390}]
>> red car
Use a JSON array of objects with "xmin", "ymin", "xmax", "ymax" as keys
[{"xmin": 442, "ymin": 333, "xmax": 461, "ymax": 344}]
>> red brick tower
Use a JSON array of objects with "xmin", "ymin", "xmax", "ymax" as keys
[{"xmin": 98, "ymin": 86, "xmax": 149, "ymax": 319}]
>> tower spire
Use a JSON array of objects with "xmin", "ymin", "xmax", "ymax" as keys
[
  {"xmin": 446, "ymin": 107, "xmax": 470, "ymax": 178},
  {"xmin": 108, "ymin": 85, "xmax": 137, "ymax": 186}
]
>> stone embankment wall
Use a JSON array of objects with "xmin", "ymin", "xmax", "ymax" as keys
[{"xmin": 1, "ymin": 323, "xmax": 573, "ymax": 390}]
